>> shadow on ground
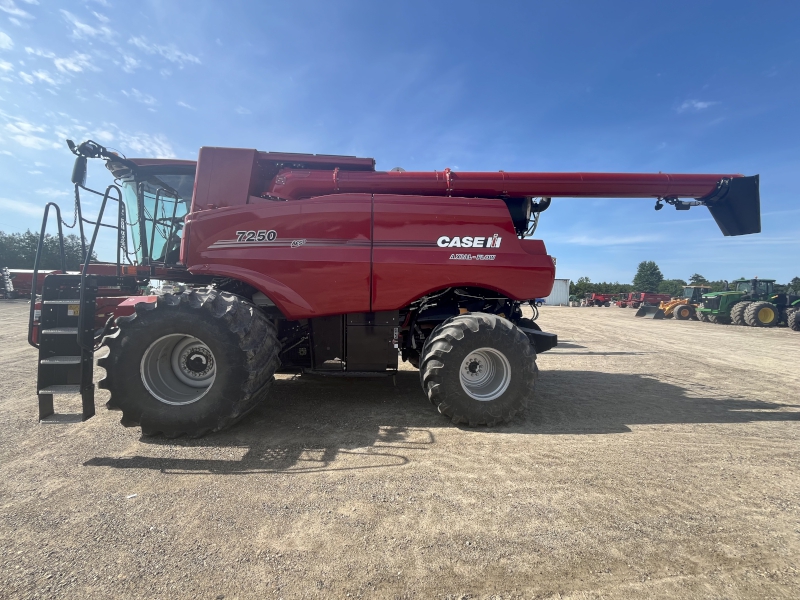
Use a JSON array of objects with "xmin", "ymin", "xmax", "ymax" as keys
[{"xmin": 84, "ymin": 370, "xmax": 799, "ymax": 474}]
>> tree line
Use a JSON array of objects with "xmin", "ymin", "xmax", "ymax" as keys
[
  {"xmin": 570, "ymin": 260, "xmax": 800, "ymax": 298},
  {"xmin": 0, "ymin": 230, "xmax": 95, "ymax": 271}
]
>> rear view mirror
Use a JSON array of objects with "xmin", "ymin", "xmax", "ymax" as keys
[{"xmin": 71, "ymin": 155, "xmax": 87, "ymax": 186}]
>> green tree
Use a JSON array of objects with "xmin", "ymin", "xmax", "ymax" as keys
[
  {"xmin": 789, "ymin": 277, "xmax": 800, "ymax": 295},
  {"xmin": 659, "ymin": 279, "xmax": 687, "ymax": 297},
  {"xmin": 688, "ymin": 273, "xmax": 708, "ymax": 285},
  {"xmin": 632, "ymin": 261, "xmax": 664, "ymax": 292},
  {"xmin": 0, "ymin": 230, "xmax": 94, "ymax": 270}
]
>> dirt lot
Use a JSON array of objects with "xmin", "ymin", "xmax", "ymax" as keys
[{"xmin": 1, "ymin": 300, "xmax": 798, "ymax": 599}]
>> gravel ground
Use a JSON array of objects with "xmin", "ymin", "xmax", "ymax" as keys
[{"xmin": 1, "ymin": 299, "xmax": 798, "ymax": 599}]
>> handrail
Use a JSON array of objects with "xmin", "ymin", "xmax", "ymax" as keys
[
  {"xmin": 28, "ymin": 202, "xmax": 66, "ymax": 348},
  {"xmin": 77, "ymin": 184, "xmax": 123, "ymax": 352}
]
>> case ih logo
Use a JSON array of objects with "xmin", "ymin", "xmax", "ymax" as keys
[{"xmin": 437, "ymin": 234, "xmax": 502, "ymax": 249}]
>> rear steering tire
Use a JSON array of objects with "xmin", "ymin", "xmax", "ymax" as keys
[
  {"xmin": 788, "ymin": 309, "xmax": 800, "ymax": 331},
  {"xmin": 419, "ymin": 313, "xmax": 537, "ymax": 426},
  {"xmin": 99, "ymin": 289, "xmax": 280, "ymax": 437},
  {"xmin": 744, "ymin": 301, "xmax": 779, "ymax": 327}
]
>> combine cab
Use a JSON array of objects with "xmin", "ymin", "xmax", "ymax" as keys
[{"xmin": 25, "ymin": 139, "xmax": 762, "ymax": 436}]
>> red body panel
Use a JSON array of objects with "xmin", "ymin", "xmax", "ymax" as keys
[
  {"xmin": 371, "ymin": 195, "xmax": 554, "ymax": 311},
  {"xmin": 186, "ymin": 194, "xmax": 373, "ymax": 319},
  {"xmin": 184, "ymin": 193, "xmax": 555, "ymax": 319}
]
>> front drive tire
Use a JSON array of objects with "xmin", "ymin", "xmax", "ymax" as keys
[
  {"xmin": 730, "ymin": 301, "xmax": 750, "ymax": 326},
  {"xmin": 98, "ymin": 289, "xmax": 280, "ymax": 437},
  {"xmin": 419, "ymin": 313, "xmax": 537, "ymax": 426},
  {"xmin": 674, "ymin": 304, "xmax": 694, "ymax": 320}
]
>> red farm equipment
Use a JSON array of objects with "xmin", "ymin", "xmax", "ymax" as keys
[
  {"xmin": 633, "ymin": 292, "xmax": 675, "ymax": 316},
  {"xmin": 26, "ymin": 139, "xmax": 761, "ymax": 436},
  {"xmin": 585, "ymin": 293, "xmax": 614, "ymax": 307}
]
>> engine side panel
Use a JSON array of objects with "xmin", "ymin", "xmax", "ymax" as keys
[
  {"xmin": 185, "ymin": 194, "xmax": 372, "ymax": 319},
  {"xmin": 371, "ymin": 194, "xmax": 555, "ymax": 311}
]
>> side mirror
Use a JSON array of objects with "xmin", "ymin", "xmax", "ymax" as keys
[{"xmin": 71, "ymin": 155, "xmax": 87, "ymax": 186}]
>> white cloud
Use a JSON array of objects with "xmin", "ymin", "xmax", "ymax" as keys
[
  {"xmin": 177, "ymin": 101, "xmax": 194, "ymax": 110},
  {"xmin": 36, "ymin": 187, "xmax": 69, "ymax": 198},
  {"xmin": 129, "ymin": 36, "xmax": 200, "ymax": 66},
  {"xmin": 54, "ymin": 52, "xmax": 96, "ymax": 73},
  {"xmin": 0, "ymin": 31, "xmax": 12, "ymax": 49},
  {"xmin": 25, "ymin": 46, "xmax": 53, "ymax": 58},
  {"xmin": 60, "ymin": 9, "xmax": 114, "ymax": 42},
  {"xmin": 93, "ymin": 129, "xmax": 113, "ymax": 142},
  {"xmin": 563, "ymin": 234, "xmax": 662, "ymax": 246},
  {"xmin": 8, "ymin": 17, "xmax": 21, "ymax": 27},
  {"xmin": 31, "ymin": 68, "xmax": 55, "ymax": 84},
  {"xmin": 122, "ymin": 88, "xmax": 157, "ymax": 106},
  {"xmin": 0, "ymin": 197, "xmax": 43, "ymax": 215},
  {"xmin": 18, "ymin": 70, "xmax": 33, "ymax": 83},
  {"xmin": 0, "ymin": 1, "xmax": 32, "ymax": 19},
  {"xmin": 92, "ymin": 11, "xmax": 109, "ymax": 23},
  {"xmin": 0, "ymin": 58, "xmax": 12, "ymax": 71},
  {"xmin": 5, "ymin": 119, "xmax": 53, "ymax": 148},
  {"xmin": 117, "ymin": 131, "xmax": 175, "ymax": 158},
  {"xmin": 235, "ymin": 106, "xmax": 250, "ymax": 115},
  {"xmin": 120, "ymin": 54, "xmax": 139, "ymax": 73},
  {"xmin": 677, "ymin": 99, "xmax": 719, "ymax": 113}
]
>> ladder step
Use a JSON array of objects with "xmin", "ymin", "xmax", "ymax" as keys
[
  {"xmin": 42, "ymin": 299, "xmax": 81, "ymax": 305},
  {"xmin": 40, "ymin": 356, "xmax": 82, "ymax": 365},
  {"xmin": 38, "ymin": 385, "xmax": 81, "ymax": 395},
  {"xmin": 41, "ymin": 327, "xmax": 79, "ymax": 335}
]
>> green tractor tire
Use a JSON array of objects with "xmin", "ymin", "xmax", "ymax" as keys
[
  {"xmin": 730, "ymin": 301, "xmax": 751, "ymax": 326},
  {"xmin": 744, "ymin": 301, "xmax": 779, "ymax": 327},
  {"xmin": 709, "ymin": 314, "xmax": 731, "ymax": 325},
  {"xmin": 788, "ymin": 309, "xmax": 800, "ymax": 332},
  {"xmin": 698, "ymin": 312, "xmax": 710, "ymax": 323}
]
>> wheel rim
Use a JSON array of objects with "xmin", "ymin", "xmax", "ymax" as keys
[
  {"xmin": 758, "ymin": 307, "xmax": 774, "ymax": 323},
  {"xmin": 140, "ymin": 334, "xmax": 216, "ymax": 405},
  {"xmin": 459, "ymin": 347, "xmax": 511, "ymax": 401}
]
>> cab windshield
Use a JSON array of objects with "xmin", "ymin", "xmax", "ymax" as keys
[{"xmin": 120, "ymin": 168, "xmax": 195, "ymax": 264}]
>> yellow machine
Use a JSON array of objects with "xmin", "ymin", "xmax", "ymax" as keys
[{"xmin": 654, "ymin": 286, "xmax": 712, "ymax": 320}]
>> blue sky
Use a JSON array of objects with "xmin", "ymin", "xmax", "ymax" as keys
[{"xmin": 0, "ymin": 1, "xmax": 797, "ymax": 282}]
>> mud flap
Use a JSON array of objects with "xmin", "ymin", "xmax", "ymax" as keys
[
  {"xmin": 703, "ymin": 175, "xmax": 761, "ymax": 236},
  {"xmin": 518, "ymin": 326, "xmax": 558, "ymax": 353},
  {"xmin": 635, "ymin": 305, "xmax": 664, "ymax": 318}
]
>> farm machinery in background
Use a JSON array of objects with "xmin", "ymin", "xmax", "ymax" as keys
[
  {"xmin": 697, "ymin": 278, "xmax": 800, "ymax": 329},
  {"xmin": 584, "ymin": 292, "xmax": 614, "ymax": 307},
  {"xmin": 631, "ymin": 292, "xmax": 672, "ymax": 316},
  {"xmin": 1, "ymin": 267, "xmax": 15, "ymax": 299},
  {"xmin": 635, "ymin": 285, "xmax": 712, "ymax": 320},
  {"xmin": 26, "ymin": 139, "xmax": 761, "ymax": 436}
]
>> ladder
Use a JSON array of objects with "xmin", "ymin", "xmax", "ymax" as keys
[
  {"xmin": 29, "ymin": 189, "xmax": 131, "ymax": 422},
  {"xmin": 36, "ymin": 274, "xmax": 98, "ymax": 421}
]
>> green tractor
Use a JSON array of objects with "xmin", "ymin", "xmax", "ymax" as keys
[{"xmin": 697, "ymin": 278, "xmax": 800, "ymax": 329}]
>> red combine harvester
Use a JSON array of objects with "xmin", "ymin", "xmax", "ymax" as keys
[
  {"xmin": 27, "ymin": 140, "xmax": 761, "ymax": 436},
  {"xmin": 618, "ymin": 291, "xmax": 672, "ymax": 309},
  {"xmin": 585, "ymin": 293, "xmax": 614, "ymax": 307}
]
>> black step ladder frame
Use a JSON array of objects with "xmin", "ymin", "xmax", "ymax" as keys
[{"xmin": 29, "ymin": 185, "xmax": 134, "ymax": 422}]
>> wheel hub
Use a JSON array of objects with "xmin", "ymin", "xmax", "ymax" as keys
[
  {"xmin": 459, "ymin": 348, "xmax": 511, "ymax": 401},
  {"xmin": 141, "ymin": 334, "xmax": 216, "ymax": 406},
  {"xmin": 758, "ymin": 307, "xmax": 774, "ymax": 323}
]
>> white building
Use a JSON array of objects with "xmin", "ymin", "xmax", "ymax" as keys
[{"xmin": 544, "ymin": 278, "xmax": 570, "ymax": 306}]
